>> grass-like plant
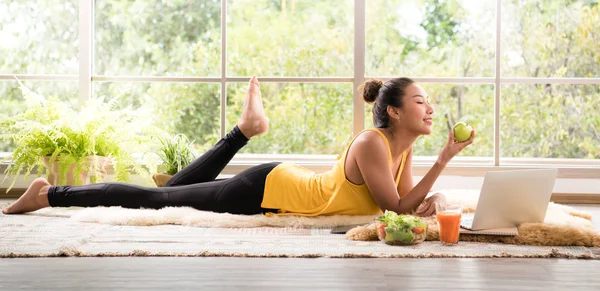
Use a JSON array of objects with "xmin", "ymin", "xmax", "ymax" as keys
[
  {"xmin": 156, "ymin": 134, "xmax": 197, "ymax": 175},
  {"xmin": 0, "ymin": 81, "xmax": 155, "ymax": 192}
]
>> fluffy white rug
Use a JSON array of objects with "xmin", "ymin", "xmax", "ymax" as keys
[
  {"xmin": 25, "ymin": 189, "xmax": 594, "ymax": 230},
  {"xmin": 2, "ymin": 213, "xmax": 597, "ymax": 259},
  {"xmin": 30, "ymin": 206, "xmax": 377, "ymax": 228}
]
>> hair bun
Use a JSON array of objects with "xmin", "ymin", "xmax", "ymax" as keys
[{"xmin": 362, "ymin": 79, "xmax": 383, "ymax": 104}]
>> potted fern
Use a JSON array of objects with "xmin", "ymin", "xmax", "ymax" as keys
[
  {"xmin": 0, "ymin": 81, "xmax": 155, "ymax": 192},
  {"xmin": 152, "ymin": 134, "xmax": 197, "ymax": 187}
]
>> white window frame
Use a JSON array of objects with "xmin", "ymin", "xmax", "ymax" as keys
[{"xmin": 1, "ymin": 0, "xmax": 599, "ymax": 180}]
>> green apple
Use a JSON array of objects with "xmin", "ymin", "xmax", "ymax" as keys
[{"xmin": 453, "ymin": 122, "xmax": 473, "ymax": 142}]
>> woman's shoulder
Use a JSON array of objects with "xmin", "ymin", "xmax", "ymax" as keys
[
  {"xmin": 354, "ymin": 128, "xmax": 387, "ymax": 143},
  {"xmin": 349, "ymin": 129, "xmax": 388, "ymax": 151}
]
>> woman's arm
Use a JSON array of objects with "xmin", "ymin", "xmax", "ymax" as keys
[
  {"xmin": 356, "ymin": 136, "xmax": 439, "ymax": 214},
  {"xmin": 355, "ymin": 128, "xmax": 474, "ymax": 215},
  {"xmin": 353, "ymin": 132, "xmax": 401, "ymax": 212},
  {"xmin": 397, "ymin": 148, "xmax": 444, "ymax": 215},
  {"xmin": 399, "ymin": 129, "xmax": 476, "ymax": 215},
  {"xmin": 397, "ymin": 147, "xmax": 414, "ymax": 198},
  {"xmin": 353, "ymin": 132, "xmax": 439, "ymax": 214},
  {"xmin": 395, "ymin": 158, "xmax": 447, "ymax": 214},
  {"xmin": 395, "ymin": 147, "xmax": 439, "ymax": 214}
]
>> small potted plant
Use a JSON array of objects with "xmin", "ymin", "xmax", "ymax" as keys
[
  {"xmin": 0, "ymin": 81, "xmax": 154, "ymax": 192},
  {"xmin": 152, "ymin": 134, "xmax": 197, "ymax": 187}
]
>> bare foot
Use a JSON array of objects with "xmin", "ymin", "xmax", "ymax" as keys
[
  {"xmin": 237, "ymin": 76, "xmax": 269, "ymax": 139},
  {"xmin": 2, "ymin": 178, "xmax": 51, "ymax": 214}
]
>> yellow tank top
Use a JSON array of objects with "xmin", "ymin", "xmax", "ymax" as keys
[{"xmin": 261, "ymin": 128, "xmax": 407, "ymax": 217}]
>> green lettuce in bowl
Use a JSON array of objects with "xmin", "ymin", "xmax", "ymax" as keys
[{"xmin": 376, "ymin": 210, "xmax": 427, "ymax": 245}]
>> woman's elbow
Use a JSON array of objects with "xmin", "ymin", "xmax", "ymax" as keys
[
  {"xmin": 394, "ymin": 201, "xmax": 418, "ymax": 215},
  {"xmin": 380, "ymin": 201, "xmax": 409, "ymax": 215}
]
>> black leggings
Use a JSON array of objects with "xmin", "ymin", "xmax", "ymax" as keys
[{"xmin": 48, "ymin": 126, "xmax": 280, "ymax": 215}]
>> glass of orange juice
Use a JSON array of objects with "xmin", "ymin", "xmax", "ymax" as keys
[{"xmin": 435, "ymin": 203, "xmax": 462, "ymax": 246}]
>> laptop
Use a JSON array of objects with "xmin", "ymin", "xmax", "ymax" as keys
[{"xmin": 460, "ymin": 169, "xmax": 558, "ymax": 231}]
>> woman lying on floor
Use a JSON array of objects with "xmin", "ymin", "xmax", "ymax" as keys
[{"xmin": 3, "ymin": 76, "xmax": 474, "ymax": 217}]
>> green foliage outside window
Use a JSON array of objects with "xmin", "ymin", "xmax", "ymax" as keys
[{"xmin": 0, "ymin": 0, "xmax": 598, "ymax": 159}]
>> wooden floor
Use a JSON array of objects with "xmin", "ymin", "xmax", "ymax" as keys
[
  {"xmin": 0, "ymin": 257, "xmax": 599, "ymax": 290},
  {"xmin": 1, "ymin": 201, "xmax": 599, "ymax": 290}
]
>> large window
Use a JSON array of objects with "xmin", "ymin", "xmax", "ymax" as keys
[
  {"xmin": 226, "ymin": 82, "xmax": 353, "ymax": 154},
  {"xmin": 501, "ymin": 0, "xmax": 599, "ymax": 78},
  {"xmin": 94, "ymin": 82, "xmax": 222, "ymax": 151},
  {"xmin": 94, "ymin": 0, "xmax": 221, "ymax": 76},
  {"xmin": 1, "ymin": 0, "xmax": 598, "ymax": 166},
  {"xmin": 501, "ymin": 84, "xmax": 600, "ymax": 159},
  {"xmin": 366, "ymin": 0, "xmax": 496, "ymax": 77},
  {"xmin": 499, "ymin": 0, "xmax": 599, "ymax": 161},
  {"xmin": 0, "ymin": 0, "xmax": 79, "ymax": 152},
  {"xmin": 227, "ymin": 0, "xmax": 353, "ymax": 77},
  {"xmin": 0, "ymin": 0, "xmax": 79, "ymax": 74}
]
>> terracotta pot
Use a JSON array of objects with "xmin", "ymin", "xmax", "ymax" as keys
[
  {"xmin": 152, "ymin": 173, "xmax": 173, "ymax": 187},
  {"xmin": 42, "ymin": 155, "xmax": 110, "ymax": 186}
]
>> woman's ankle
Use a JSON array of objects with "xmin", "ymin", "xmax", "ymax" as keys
[{"xmin": 36, "ymin": 185, "xmax": 51, "ymax": 207}]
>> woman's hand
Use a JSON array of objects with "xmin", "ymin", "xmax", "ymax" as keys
[
  {"xmin": 437, "ymin": 127, "xmax": 476, "ymax": 165},
  {"xmin": 415, "ymin": 192, "xmax": 447, "ymax": 217}
]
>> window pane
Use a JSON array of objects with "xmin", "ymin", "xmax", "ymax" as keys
[
  {"xmin": 0, "ymin": 81, "xmax": 78, "ymax": 152},
  {"xmin": 366, "ymin": 0, "xmax": 495, "ymax": 77},
  {"xmin": 502, "ymin": 0, "xmax": 599, "ymax": 77},
  {"xmin": 366, "ymin": 83, "xmax": 494, "ymax": 158},
  {"xmin": 227, "ymin": 0, "xmax": 353, "ymax": 77},
  {"xmin": 0, "ymin": 1, "xmax": 78, "ymax": 74},
  {"xmin": 94, "ymin": 82, "xmax": 221, "ymax": 152},
  {"xmin": 95, "ymin": 0, "xmax": 221, "ymax": 76},
  {"xmin": 501, "ymin": 84, "xmax": 600, "ymax": 159},
  {"xmin": 226, "ymin": 83, "xmax": 353, "ymax": 154}
]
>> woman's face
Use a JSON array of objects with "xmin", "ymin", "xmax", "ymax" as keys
[{"xmin": 398, "ymin": 83, "xmax": 435, "ymax": 135}]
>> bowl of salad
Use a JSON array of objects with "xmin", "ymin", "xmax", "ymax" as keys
[{"xmin": 376, "ymin": 210, "xmax": 427, "ymax": 245}]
